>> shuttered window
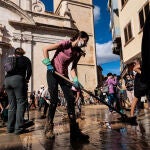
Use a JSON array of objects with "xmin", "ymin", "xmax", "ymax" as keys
[
  {"xmin": 139, "ymin": 3, "xmax": 149, "ymax": 29},
  {"xmin": 121, "ymin": 0, "xmax": 128, "ymax": 8},
  {"xmin": 124, "ymin": 22, "xmax": 133, "ymax": 44}
]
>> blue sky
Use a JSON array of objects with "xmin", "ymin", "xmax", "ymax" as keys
[{"xmin": 41, "ymin": 0, "xmax": 120, "ymax": 75}]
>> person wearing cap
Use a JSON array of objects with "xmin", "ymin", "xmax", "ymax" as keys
[
  {"xmin": 42, "ymin": 31, "xmax": 89, "ymax": 141},
  {"xmin": 4, "ymin": 47, "xmax": 32, "ymax": 134},
  {"xmin": 39, "ymin": 87, "xmax": 51, "ymax": 119}
]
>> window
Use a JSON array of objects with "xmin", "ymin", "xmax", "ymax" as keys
[
  {"xmin": 124, "ymin": 22, "xmax": 133, "ymax": 44},
  {"xmin": 121, "ymin": 0, "xmax": 128, "ymax": 8},
  {"xmin": 139, "ymin": 3, "xmax": 149, "ymax": 29}
]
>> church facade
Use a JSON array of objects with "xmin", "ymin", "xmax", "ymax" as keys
[{"xmin": 0, "ymin": 0, "xmax": 98, "ymax": 92}]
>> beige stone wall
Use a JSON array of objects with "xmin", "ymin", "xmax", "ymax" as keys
[
  {"xmin": 32, "ymin": 34, "xmax": 64, "ymax": 91},
  {"xmin": 67, "ymin": 1, "xmax": 97, "ymax": 90},
  {"xmin": 11, "ymin": 0, "xmax": 19, "ymax": 5},
  {"xmin": 118, "ymin": 0, "xmax": 150, "ymax": 63},
  {"xmin": 54, "ymin": 0, "xmax": 93, "ymax": 12},
  {"xmin": 32, "ymin": 42, "xmax": 47, "ymax": 91},
  {"xmin": 53, "ymin": 0, "xmax": 97, "ymax": 91},
  {"xmin": 0, "ymin": 6, "xmax": 20, "ymax": 85},
  {"xmin": 77, "ymin": 65, "xmax": 97, "ymax": 90},
  {"xmin": 0, "ymin": 0, "xmax": 97, "ymax": 92},
  {"xmin": 54, "ymin": 0, "xmax": 62, "ymax": 12}
]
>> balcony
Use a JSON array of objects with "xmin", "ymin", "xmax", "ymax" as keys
[{"xmin": 112, "ymin": 37, "xmax": 121, "ymax": 55}]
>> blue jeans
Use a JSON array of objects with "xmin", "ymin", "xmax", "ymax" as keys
[
  {"xmin": 108, "ymin": 93, "xmax": 121, "ymax": 112},
  {"xmin": 108, "ymin": 93, "xmax": 116, "ymax": 112},
  {"xmin": 4, "ymin": 75, "xmax": 27, "ymax": 133}
]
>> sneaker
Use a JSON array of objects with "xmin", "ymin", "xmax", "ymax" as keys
[
  {"xmin": 7, "ymin": 129, "xmax": 14, "ymax": 133},
  {"xmin": 70, "ymin": 123, "xmax": 89, "ymax": 141},
  {"xmin": 126, "ymin": 116, "xmax": 138, "ymax": 126},
  {"xmin": 39, "ymin": 115, "xmax": 46, "ymax": 119},
  {"xmin": 15, "ymin": 129, "xmax": 29, "ymax": 135},
  {"xmin": 119, "ymin": 116, "xmax": 137, "ymax": 126},
  {"xmin": 44, "ymin": 122, "xmax": 55, "ymax": 139},
  {"xmin": 23, "ymin": 120, "xmax": 34, "ymax": 128}
]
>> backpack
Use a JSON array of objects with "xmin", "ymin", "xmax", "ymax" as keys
[
  {"xmin": 4, "ymin": 56, "xmax": 16, "ymax": 72},
  {"xmin": 102, "ymin": 85, "xmax": 109, "ymax": 93}
]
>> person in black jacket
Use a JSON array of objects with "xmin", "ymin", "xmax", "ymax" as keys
[
  {"xmin": 141, "ymin": 11, "xmax": 150, "ymax": 110},
  {"xmin": 4, "ymin": 47, "xmax": 32, "ymax": 134},
  {"xmin": 141, "ymin": 11, "xmax": 150, "ymax": 86}
]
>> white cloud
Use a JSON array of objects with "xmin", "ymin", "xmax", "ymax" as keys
[
  {"xmin": 94, "ymin": 5, "xmax": 100, "ymax": 23},
  {"xmin": 96, "ymin": 41, "xmax": 120, "ymax": 64}
]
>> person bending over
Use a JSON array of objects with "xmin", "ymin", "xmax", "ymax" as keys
[{"xmin": 42, "ymin": 31, "xmax": 89, "ymax": 141}]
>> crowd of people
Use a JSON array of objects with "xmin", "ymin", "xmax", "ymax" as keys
[
  {"xmin": 0, "ymin": 31, "xmax": 90, "ymax": 142},
  {"xmin": 95, "ymin": 61, "xmax": 150, "ymax": 117},
  {"xmin": 0, "ymin": 24, "xmax": 150, "ymax": 143}
]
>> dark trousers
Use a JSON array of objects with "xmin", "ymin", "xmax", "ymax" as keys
[
  {"xmin": 108, "ymin": 93, "xmax": 121, "ymax": 112},
  {"xmin": 38, "ymin": 97, "xmax": 45, "ymax": 111},
  {"xmin": 47, "ymin": 71, "xmax": 76, "ymax": 124},
  {"xmin": 4, "ymin": 75, "xmax": 27, "ymax": 133},
  {"xmin": 43, "ymin": 100, "xmax": 49, "ymax": 115},
  {"xmin": 29, "ymin": 100, "xmax": 36, "ymax": 109}
]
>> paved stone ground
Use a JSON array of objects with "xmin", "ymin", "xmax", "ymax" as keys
[{"xmin": 0, "ymin": 104, "xmax": 150, "ymax": 150}]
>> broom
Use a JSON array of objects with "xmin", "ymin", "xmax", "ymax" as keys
[
  {"xmin": 54, "ymin": 71, "xmax": 137, "ymax": 125},
  {"xmin": 23, "ymin": 101, "xmax": 35, "ymax": 128},
  {"xmin": 23, "ymin": 91, "xmax": 35, "ymax": 128}
]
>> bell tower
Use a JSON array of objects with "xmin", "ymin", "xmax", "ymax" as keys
[{"xmin": 54, "ymin": 0, "xmax": 98, "ymax": 90}]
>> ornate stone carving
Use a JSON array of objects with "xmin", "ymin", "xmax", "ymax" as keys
[
  {"xmin": 23, "ymin": 34, "xmax": 33, "ymax": 42},
  {"xmin": 33, "ymin": 36, "xmax": 62, "ymax": 43},
  {"xmin": 13, "ymin": 33, "xmax": 32, "ymax": 43},
  {"xmin": 60, "ymin": 1, "xmax": 71, "ymax": 18},
  {"xmin": 13, "ymin": 33, "xmax": 21, "ymax": 41},
  {"xmin": 32, "ymin": 0, "xmax": 45, "ymax": 13},
  {"xmin": 0, "ymin": 25, "xmax": 11, "ymax": 45}
]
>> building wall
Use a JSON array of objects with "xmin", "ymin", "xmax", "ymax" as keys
[
  {"xmin": 0, "ymin": 0, "xmax": 76, "ymax": 91},
  {"xmin": 0, "ymin": 0, "xmax": 97, "ymax": 92},
  {"xmin": 118, "ymin": 0, "xmax": 149, "ymax": 64},
  {"xmin": 108, "ymin": 0, "xmax": 121, "ymax": 59},
  {"xmin": 54, "ymin": 0, "xmax": 93, "ymax": 12},
  {"xmin": 54, "ymin": 0, "xmax": 97, "ymax": 90},
  {"xmin": 67, "ymin": 1, "xmax": 97, "ymax": 90},
  {"xmin": 0, "ymin": 5, "xmax": 22, "ymax": 86}
]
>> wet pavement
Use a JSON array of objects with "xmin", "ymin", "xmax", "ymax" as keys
[{"xmin": 0, "ymin": 104, "xmax": 150, "ymax": 150}]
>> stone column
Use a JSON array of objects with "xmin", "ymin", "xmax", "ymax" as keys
[{"xmin": 21, "ymin": 33, "xmax": 33, "ymax": 92}]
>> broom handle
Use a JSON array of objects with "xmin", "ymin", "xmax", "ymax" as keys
[
  {"xmin": 54, "ymin": 71, "xmax": 126, "ymax": 117},
  {"xmin": 55, "ymin": 71, "xmax": 74, "ymax": 85},
  {"xmin": 55, "ymin": 71, "xmax": 94, "ymax": 95}
]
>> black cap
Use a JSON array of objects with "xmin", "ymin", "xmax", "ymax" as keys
[{"xmin": 107, "ymin": 72, "xmax": 112, "ymax": 77}]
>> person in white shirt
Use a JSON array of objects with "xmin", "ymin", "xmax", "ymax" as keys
[{"xmin": 39, "ymin": 88, "xmax": 51, "ymax": 119}]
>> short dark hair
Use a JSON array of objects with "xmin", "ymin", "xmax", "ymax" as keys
[
  {"xmin": 71, "ymin": 31, "xmax": 89, "ymax": 42},
  {"xmin": 107, "ymin": 72, "xmax": 112, "ymax": 77},
  {"xmin": 133, "ymin": 58, "xmax": 141, "ymax": 65},
  {"xmin": 15, "ymin": 47, "xmax": 25, "ymax": 55}
]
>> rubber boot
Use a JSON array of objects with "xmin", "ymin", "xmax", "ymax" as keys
[
  {"xmin": 70, "ymin": 122, "xmax": 89, "ymax": 141},
  {"xmin": 44, "ymin": 122, "xmax": 55, "ymax": 139}
]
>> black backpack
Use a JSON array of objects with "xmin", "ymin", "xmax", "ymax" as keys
[{"xmin": 4, "ymin": 56, "xmax": 16, "ymax": 72}]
